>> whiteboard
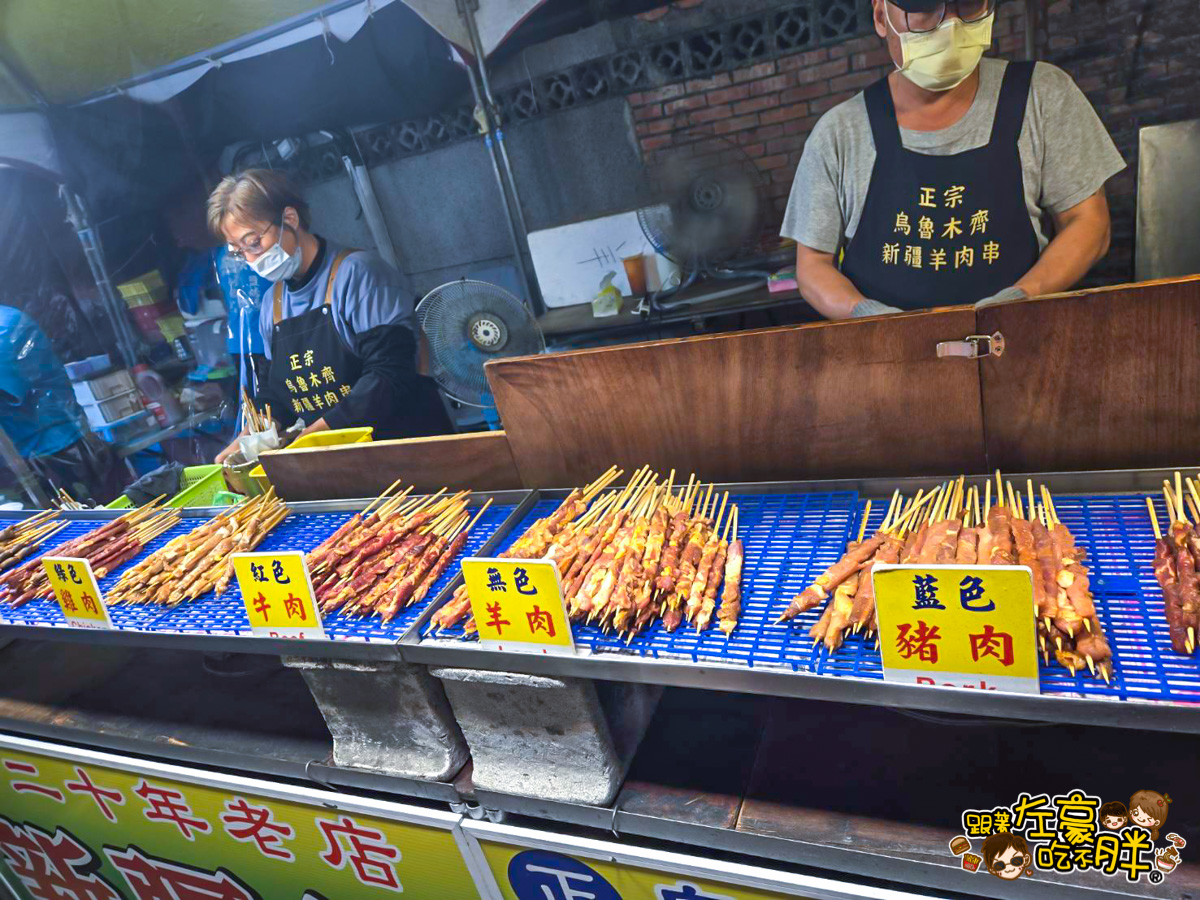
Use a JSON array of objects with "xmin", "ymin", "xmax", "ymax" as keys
[{"xmin": 528, "ymin": 210, "xmax": 681, "ymax": 309}]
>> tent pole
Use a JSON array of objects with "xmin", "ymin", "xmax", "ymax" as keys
[
  {"xmin": 458, "ymin": 0, "xmax": 544, "ymax": 315},
  {"xmin": 60, "ymin": 189, "xmax": 139, "ymax": 369},
  {"xmin": 0, "ymin": 425, "xmax": 50, "ymax": 507},
  {"xmin": 464, "ymin": 62, "xmax": 536, "ymax": 309}
]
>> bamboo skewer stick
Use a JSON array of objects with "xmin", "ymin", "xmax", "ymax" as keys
[{"xmin": 857, "ymin": 501, "xmax": 872, "ymax": 544}]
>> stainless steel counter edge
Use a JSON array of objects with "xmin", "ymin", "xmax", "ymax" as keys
[
  {"xmin": 0, "ymin": 717, "xmax": 462, "ymax": 804},
  {"xmin": 398, "ymin": 470, "xmax": 1200, "ymax": 734}
]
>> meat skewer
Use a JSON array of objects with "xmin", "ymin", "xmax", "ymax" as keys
[
  {"xmin": 685, "ymin": 493, "xmax": 728, "ymax": 628},
  {"xmin": 2, "ymin": 502, "xmax": 181, "ymax": 608},
  {"xmin": 695, "ymin": 502, "xmax": 733, "ymax": 633},
  {"xmin": 821, "ymin": 500, "xmax": 872, "ymax": 650},
  {"xmin": 716, "ymin": 507, "xmax": 744, "ymax": 637},
  {"xmin": 1153, "ymin": 481, "xmax": 1198, "ymax": 656}
]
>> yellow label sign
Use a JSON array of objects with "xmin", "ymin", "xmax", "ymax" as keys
[
  {"xmin": 873, "ymin": 564, "xmax": 1039, "ymax": 693},
  {"xmin": 42, "ymin": 557, "xmax": 111, "ymax": 630},
  {"xmin": 462, "ymin": 558, "xmax": 574, "ymax": 654},
  {"xmin": 232, "ymin": 550, "xmax": 326, "ymax": 640}
]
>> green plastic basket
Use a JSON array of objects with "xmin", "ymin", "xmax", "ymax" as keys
[
  {"xmin": 168, "ymin": 465, "xmax": 227, "ymax": 508},
  {"xmin": 106, "ymin": 465, "xmax": 243, "ymax": 511}
]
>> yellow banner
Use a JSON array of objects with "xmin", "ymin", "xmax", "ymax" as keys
[
  {"xmin": 463, "ymin": 558, "xmax": 574, "ymax": 654},
  {"xmin": 42, "ymin": 557, "xmax": 111, "ymax": 630},
  {"xmin": 0, "ymin": 740, "xmax": 481, "ymax": 899},
  {"xmin": 874, "ymin": 564, "xmax": 1039, "ymax": 692},
  {"xmin": 232, "ymin": 550, "xmax": 325, "ymax": 639}
]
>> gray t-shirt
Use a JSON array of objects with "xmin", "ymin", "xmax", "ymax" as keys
[
  {"xmin": 260, "ymin": 239, "xmax": 415, "ymax": 360},
  {"xmin": 781, "ymin": 58, "xmax": 1125, "ymax": 254}
]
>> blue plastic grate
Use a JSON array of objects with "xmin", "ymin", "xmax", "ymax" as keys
[
  {"xmin": 320, "ymin": 502, "xmax": 518, "ymax": 641},
  {"xmin": 422, "ymin": 499, "xmax": 562, "ymax": 641},
  {"xmin": 0, "ymin": 518, "xmax": 195, "ymax": 631},
  {"xmin": 420, "ymin": 490, "xmax": 1200, "ymax": 705},
  {"xmin": 0, "ymin": 504, "xmax": 519, "ymax": 645},
  {"xmin": 154, "ymin": 512, "xmax": 353, "ymax": 637},
  {"xmin": 421, "ymin": 492, "xmax": 862, "ymax": 663}
]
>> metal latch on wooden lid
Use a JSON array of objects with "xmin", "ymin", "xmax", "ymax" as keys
[{"xmin": 937, "ymin": 331, "xmax": 1005, "ymax": 359}]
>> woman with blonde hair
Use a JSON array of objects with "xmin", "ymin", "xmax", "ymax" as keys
[{"xmin": 208, "ymin": 169, "xmax": 449, "ymax": 461}]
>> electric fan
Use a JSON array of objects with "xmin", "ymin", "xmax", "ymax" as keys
[
  {"xmin": 637, "ymin": 139, "xmax": 771, "ymax": 308},
  {"xmin": 416, "ymin": 280, "xmax": 545, "ymax": 413}
]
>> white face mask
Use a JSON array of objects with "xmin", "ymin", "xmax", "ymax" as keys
[
  {"xmin": 886, "ymin": 6, "xmax": 994, "ymax": 92},
  {"xmin": 248, "ymin": 217, "xmax": 303, "ymax": 283}
]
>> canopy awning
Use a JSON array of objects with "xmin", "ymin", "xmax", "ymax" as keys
[{"xmin": 0, "ymin": 0, "xmax": 547, "ymax": 111}]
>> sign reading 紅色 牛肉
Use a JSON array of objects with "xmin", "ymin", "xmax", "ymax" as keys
[
  {"xmin": 231, "ymin": 551, "xmax": 326, "ymax": 640},
  {"xmin": 873, "ymin": 564, "xmax": 1039, "ymax": 694},
  {"xmin": 461, "ymin": 557, "xmax": 575, "ymax": 655}
]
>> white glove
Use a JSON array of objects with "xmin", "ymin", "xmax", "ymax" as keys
[
  {"xmin": 851, "ymin": 298, "xmax": 902, "ymax": 318},
  {"xmin": 974, "ymin": 286, "xmax": 1028, "ymax": 309}
]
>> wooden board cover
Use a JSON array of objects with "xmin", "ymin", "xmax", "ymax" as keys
[
  {"xmin": 978, "ymin": 276, "xmax": 1200, "ymax": 473},
  {"xmin": 256, "ymin": 430, "xmax": 523, "ymax": 500},
  {"xmin": 487, "ymin": 307, "xmax": 987, "ymax": 487}
]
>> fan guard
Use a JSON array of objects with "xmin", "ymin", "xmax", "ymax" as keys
[
  {"xmin": 416, "ymin": 280, "xmax": 545, "ymax": 407},
  {"xmin": 637, "ymin": 143, "xmax": 766, "ymax": 268}
]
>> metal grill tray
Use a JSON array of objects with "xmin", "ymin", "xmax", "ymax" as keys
[
  {"xmin": 403, "ymin": 480, "xmax": 1200, "ymax": 732},
  {"xmin": 0, "ymin": 492, "xmax": 535, "ymax": 661}
]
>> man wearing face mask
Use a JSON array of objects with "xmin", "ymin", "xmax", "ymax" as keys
[
  {"xmin": 207, "ymin": 169, "xmax": 450, "ymax": 463},
  {"xmin": 783, "ymin": 0, "xmax": 1124, "ymax": 318}
]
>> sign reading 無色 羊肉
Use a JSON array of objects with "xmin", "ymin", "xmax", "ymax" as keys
[{"xmin": 462, "ymin": 557, "xmax": 575, "ymax": 655}]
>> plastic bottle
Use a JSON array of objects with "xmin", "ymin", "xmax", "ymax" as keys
[{"xmin": 132, "ymin": 364, "xmax": 184, "ymax": 427}]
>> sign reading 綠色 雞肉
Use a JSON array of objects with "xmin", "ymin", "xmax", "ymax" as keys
[
  {"xmin": 42, "ymin": 557, "xmax": 112, "ymax": 630},
  {"xmin": 873, "ymin": 564, "xmax": 1039, "ymax": 694},
  {"xmin": 232, "ymin": 550, "xmax": 326, "ymax": 640},
  {"xmin": 461, "ymin": 557, "xmax": 574, "ymax": 655}
]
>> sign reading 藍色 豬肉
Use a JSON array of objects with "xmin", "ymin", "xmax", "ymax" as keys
[
  {"xmin": 0, "ymin": 735, "xmax": 482, "ymax": 899},
  {"xmin": 232, "ymin": 550, "xmax": 325, "ymax": 640},
  {"xmin": 462, "ymin": 557, "xmax": 575, "ymax": 654},
  {"xmin": 873, "ymin": 564, "xmax": 1039, "ymax": 693},
  {"xmin": 42, "ymin": 557, "xmax": 111, "ymax": 630}
]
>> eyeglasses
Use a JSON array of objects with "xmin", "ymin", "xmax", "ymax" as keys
[
  {"xmin": 227, "ymin": 223, "xmax": 278, "ymax": 261},
  {"xmin": 1005, "ymin": 854, "xmax": 1027, "ymax": 867},
  {"xmin": 903, "ymin": 0, "xmax": 996, "ymax": 33}
]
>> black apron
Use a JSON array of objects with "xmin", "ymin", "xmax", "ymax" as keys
[
  {"xmin": 841, "ymin": 62, "xmax": 1040, "ymax": 310},
  {"xmin": 268, "ymin": 251, "xmax": 450, "ymax": 440}
]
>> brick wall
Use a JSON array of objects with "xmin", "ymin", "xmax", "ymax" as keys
[
  {"xmin": 1037, "ymin": 0, "xmax": 1200, "ymax": 283},
  {"xmin": 627, "ymin": 3, "xmax": 1026, "ymax": 246},
  {"xmin": 627, "ymin": 0, "xmax": 1200, "ymax": 285}
]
